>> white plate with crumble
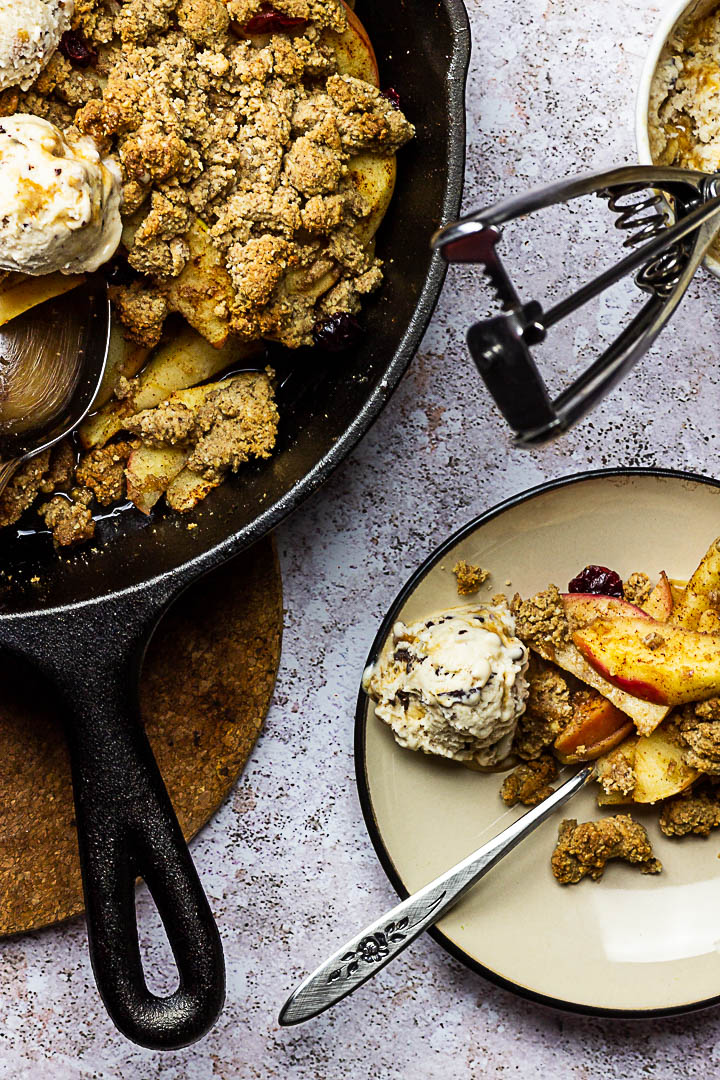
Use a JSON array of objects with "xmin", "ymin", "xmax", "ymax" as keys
[{"xmin": 356, "ymin": 469, "xmax": 720, "ymax": 1016}]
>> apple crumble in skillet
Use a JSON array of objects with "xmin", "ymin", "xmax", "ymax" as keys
[{"xmin": 0, "ymin": 0, "xmax": 413, "ymax": 543}]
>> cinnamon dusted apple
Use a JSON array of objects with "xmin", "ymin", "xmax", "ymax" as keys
[
  {"xmin": 510, "ymin": 588, "xmax": 670, "ymax": 735},
  {"xmin": 642, "ymin": 572, "xmax": 674, "ymax": 621},
  {"xmin": 573, "ymin": 618, "xmax": 720, "ymax": 706},
  {"xmin": 553, "ymin": 689, "xmax": 633, "ymax": 763},
  {"xmin": 595, "ymin": 724, "xmax": 698, "ymax": 805},
  {"xmin": 671, "ymin": 538, "xmax": 720, "ymax": 629}
]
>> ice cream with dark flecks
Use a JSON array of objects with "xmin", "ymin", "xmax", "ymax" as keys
[
  {"xmin": 363, "ymin": 602, "xmax": 529, "ymax": 767},
  {"xmin": 0, "ymin": 114, "xmax": 122, "ymax": 276},
  {"xmin": 0, "ymin": 0, "xmax": 73, "ymax": 92}
]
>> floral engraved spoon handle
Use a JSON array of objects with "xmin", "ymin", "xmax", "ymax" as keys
[{"xmin": 279, "ymin": 765, "xmax": 595, "ymax": 1025}]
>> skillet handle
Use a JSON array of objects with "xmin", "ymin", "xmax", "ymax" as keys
[
  {"xmin": 65, "ymin": 670, "xmax": 226, "ymax": 1050},
  {"xmin": 3, "ymin": 598, "xmax": 227, "ymax": 1050}
]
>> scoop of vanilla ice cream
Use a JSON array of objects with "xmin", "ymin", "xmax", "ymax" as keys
[
  {"xmin": 0, "ymin": 0, "xmax": 73, "ymax": 92},
  {"xmin": 0, "ymin": 114, "xmax": 122, "ymax": 275},
  {"xmin": 363, "ymin": 602, "xmax": 529, "ymax": 767}
]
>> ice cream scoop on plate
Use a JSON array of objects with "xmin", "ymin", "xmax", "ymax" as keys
[{"xmin": 363, "ymin": 602, "xmax": 529, "ymax": 768}]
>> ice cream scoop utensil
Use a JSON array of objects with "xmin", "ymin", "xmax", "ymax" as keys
[
  {"xmin": 0, "ymin": 279, "xmax": 110, "ymax": 495},
  {"xmin": 432, "ymin": 165, "xmax": 720, "ymax": 446},
  {"xmin": 279, "ymin": 764, "xmax": 594, "ymax": 1025}
]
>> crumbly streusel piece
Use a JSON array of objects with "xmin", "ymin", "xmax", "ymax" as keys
[
  {"xmin": 75, "ymin": 442, "xmax": 137, "ymax": 506},
  {"xmin": 0, "ymin": 451, "xmax": 52, "ymax": 528},
  {"xmin": 512, "ymin": 654, "xmax": 573, "ymax": 761},
  {"xmin": 38, "ymin": 493, "xmax": 96, "ymax": 548},
  {"xmin": 500, "ymin": 755, "xmax": 557, "ymax": 808},
  {"xmin": 108, "ymin": 283, "xmax": 169, "ymax": 349},
  {"xmin": 623, "ymin": 571, "xmax": 653, "ymax": 607},
  {"xmin": 677, "ymin": 703, "xmax": 720, "ymax": 775},
  {"xmin": 453, "ymin": 561, "xmax": 489, "ymax": 597},
  {"xmin": 127, "ymin": 372, "xmax": 279, "ymax": 488},
  {"xmin": 510, "ymin": 585, "xmax": 570, "ymax": 652},
  {"xmin": 595, "ymin": 741, "xmax": 637, "ymax": 797},
  {"xmin": 659, "ymin": 789, "xmax": 720, "ymax": 837},
  {"xmin": 551, "ymin": 815, "xmax": 662, "ymax": 885}
]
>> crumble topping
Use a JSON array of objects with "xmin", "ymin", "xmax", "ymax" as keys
[
  {"xmin": 595, "ymin": 740, "xmax": 637, "ymax": 798},
  {"xmin": 38, "ymin": 492, "xmax": 96, "ymax": 547},
  {"xmin": 20, "ymin": 0, "xmax": 414, "ymax": 348},
  {"xmin": 511, "ymin": 654, "xmax": 573, "ymax": 761},
  {"xmin": 500, "ymin": 754, "xmax": 557, "ymax": 808},
  {"xmin": 510, "ymin": 585, "xmax": 570, "ymax": 654},
  {"xmin": 659, "ymin": 788, "xmax": 720, "ymax": 837},
  {"xmin": 551, "ymin": 815, "xmax": 662, "ymax": 884},
  {"xmin": 126, "ymin": 371, "xmax": 278, "ymax": 482},
  {"xmin": 623, "ymin": 571, "xmax": 653, "ymax": 607},
  {"xmin": 0, "ymin": 450, "xmax": 52, "ymax": 528},
  {"xmin": 453, "ymin": 560, "xmax": 489, "ymax": 597},
  {"xmin": 678, "ymin": 703, "xmax": 720, "ymax": 775},
  {"xmin": 75, "ymin": 441, "xmax": 137, "ymax": 505}
]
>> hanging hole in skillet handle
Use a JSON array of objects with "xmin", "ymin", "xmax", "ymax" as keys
[
  {"xmin": 68, "ymin": 645, "xmax": 226, "ymax": 1049},
  {"xmin": 0, "ymin": 598, "xmax": 226, "ymax": 1050}
]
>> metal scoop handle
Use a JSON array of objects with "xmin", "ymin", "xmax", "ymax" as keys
[{"xmin": 433, "ymin": 166, "xmax": 720, "ymax": 445}]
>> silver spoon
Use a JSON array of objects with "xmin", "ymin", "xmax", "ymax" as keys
[
  {"xmin": 279, "ymin": 764, "xmax": 595, "ymax": 1025},
  {"xmin": 0, "ymin": 279, "xmax": 110, "ymax": 495}
]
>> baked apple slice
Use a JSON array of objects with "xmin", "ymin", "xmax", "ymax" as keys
[
  {"xmin": 326, "ymin": 3, "xmax": 380, "ymax": 85},
  {"xmin": 164, "ymin": 221, "xmax": 235, "ymax": 348},
  {"xmin": 574, "ymin": 616, "xmax": 720, "ymax": 705},
  {"xmin": 561, "ymin": 593, "xmax": 650, "ymax": 628},
  {"xmin": 554, "ymin": 689, "xmax": 634, "ymax": 763},
  {"xmin": 642, "ymin": 571, "xmax": 674, "ymax": 621},
  {"xmin": 632, "ymin": 726, "xmax": 699, "ymax": 804},
  {"xmin": 0, "ymin": 271, "xmax": 86, "ymax": 327},
  {"xmin": 672, "ymin": 538, "xmax": 720, "ymax": 629}
]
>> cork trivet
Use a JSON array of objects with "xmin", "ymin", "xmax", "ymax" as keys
[{"xmin": 0, "ymin": 535, "xmax": 282, "ymax": 937}]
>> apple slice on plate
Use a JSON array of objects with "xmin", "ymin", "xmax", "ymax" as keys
[
  {"xmin": 643, "ymin": 572, "xmax": 674, "ymax": 621},
  {"xmin": 573, "ymin": 616, "xmax": 720, "ymax": 706},
  {"xmin": 633, "ymin": 726, "xmax": 699, "ymax": 804},
  {"xmin": 671, "ymin": 537, "xmax": 720, "ymax": 629},
  {"xmin": 561, "ymin": 593, "xmax": 651, "ymax": 628},
  {"xmin": 554, "ymin": 689, "xmax": 634, "ymax": 763},
  {"xmin": 595, "ymin": 725, "xmax": 698, "ymax": 805}
]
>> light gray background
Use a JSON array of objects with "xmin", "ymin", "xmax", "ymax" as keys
[{"xmin": 4, "ymin": 0, "xmax": 720, "ymax": 1075}]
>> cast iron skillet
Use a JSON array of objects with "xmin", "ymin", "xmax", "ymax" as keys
[{"xmin": 0, "ymin": 0, "xmax": 470, "ymax": 1053}]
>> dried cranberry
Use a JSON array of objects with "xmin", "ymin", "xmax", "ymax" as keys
[
  {"xmin": 59, "ymin": 30, "xmax": 98, "ymax": 68},
  {"xmin": 568, "ymin": 565, "xmax": 624, "ymax": 599},
  {"xmin": 312, "ymin": 313, "xmax": 363, "ymax": 352},
  {"xmin": 241, "ymin": 5, "xmax": 309, "ymax": 34},
  {"xmin": 383, "ymin": 88, "xmax": 401, "ymax": 109}
]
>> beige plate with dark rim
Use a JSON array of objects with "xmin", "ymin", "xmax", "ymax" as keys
[{"xmin": 356, "ymin": 470, "xmax": 720, "ymax": 1016}]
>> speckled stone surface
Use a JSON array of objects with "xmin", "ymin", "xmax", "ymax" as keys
[{"xmin": 6, "ymin": 0, "xmax": 720, "ymax": 1076}]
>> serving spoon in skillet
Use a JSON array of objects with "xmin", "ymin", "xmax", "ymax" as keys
[
  {"xmin": 0, "ymin": 281, "xmax": 226, "ymax": 1049},
  {"xmin": 0, "ymin": 278, "xmax": 110, "ymax": 493}
]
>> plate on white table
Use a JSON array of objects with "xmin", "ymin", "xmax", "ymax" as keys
[{"xmin": 355, "ymin": 469, "xmax": 720, "ymax": 1016}]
